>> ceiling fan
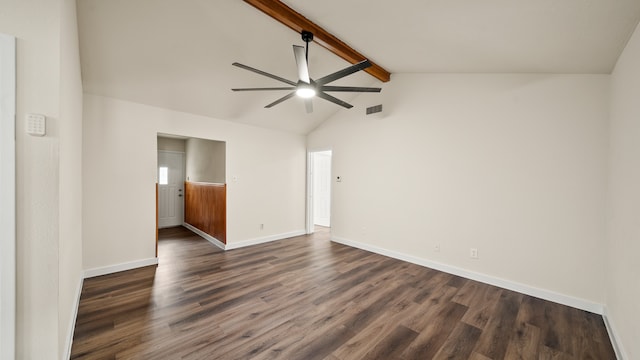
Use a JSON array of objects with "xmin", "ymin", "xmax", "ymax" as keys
[{"xmin": 231, "ymin": 31, "xmax": 381, "ymax": 113}]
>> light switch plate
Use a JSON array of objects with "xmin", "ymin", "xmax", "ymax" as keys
[{"xmin": 26, "ymin": 113, "xmax": 46, "ymax": 136}]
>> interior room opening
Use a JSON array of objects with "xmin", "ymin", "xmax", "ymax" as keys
[
  {"xmin": 308, "ymin": 150, "xmax": 332, "ymax": 233},
  {"xmin": 157, "ymin": 134, "xmax": 227, "ymax": 255}
]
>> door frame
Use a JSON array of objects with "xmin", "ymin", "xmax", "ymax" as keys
[
  {"xmin": 306, "ymin": 148, "xmax": 332, "ymax": 234},
  {"xmin": 0, "ymin": 33, "xmax": 16, "ymax": 360}
]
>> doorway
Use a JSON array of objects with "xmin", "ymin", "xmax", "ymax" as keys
[
  {"xmin": 157, "ymin": 134, "xmax": 228, "ymax": 250},
  {"xmin": 307, "ymin": 150, "xmax": 332, "ymax": 233},
  {"xmin": 157, "ymin": 151, "xmax": 185, "ymax": 228}
]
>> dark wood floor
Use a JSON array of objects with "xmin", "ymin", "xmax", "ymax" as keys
[{"xmin": 71, "ymin": 226, "xmax": 616, "ymax": 359}]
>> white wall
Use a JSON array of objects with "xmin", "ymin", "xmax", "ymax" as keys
[
  {"xmin": 0, "ymin": 0, "xmax": 84, "ymax": 358},
  {"xmin": 309, "ymin": 74, "xmax": 609, "ymax": 306},
  {"xmin": 1, "ymin": 1, "xmax": 60, "ymax": 358},
  {"xmin": 606, "ymin": 22, "xmax": 640, "ymax": 360},
  {"xmin": 0, "ymin": 32, "xmax": 16, "ymax": 360},
  {"xmin": 185, "ymin": 137, "xmax": 226, "ymax": 183},
  {"xmin": 157, "ymin": 136, "xmax": 186, "ymax": 152},
  {"xmin": 82, "ymin": 94, "xmax": 306, "ymax": 269},
  {"xmin": 58, "ymin": 0, "xmax": 84, "ymax": 357}
]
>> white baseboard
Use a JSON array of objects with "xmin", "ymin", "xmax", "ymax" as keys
[
  {"xmin": 183, "ymin": 223, "xmax": 226, "ymax": 250},
  {"xmin": 82, "ymin": 227, "xmax": 304, "ymax": 278},
  {"xmin": 603, "ymin": 307, "xmax": 628, "ymax": 360},
  {"xmin": 331, "ymin": 236, "xmax": 604, "ymax": 315},
  {"xmin": 83, "ymin": 257, "xmax": 158, "ymax": 279},
  {"xmin": 225, "ymin": 230, "xmax": 306, "ymax": 250},
  {"xmin": 63, "ymin": 276, "xmax": 84, "ymax": 360},
  {"xmin": 183, "ymin": 223, "xmax": 306, "ymax": 251}
]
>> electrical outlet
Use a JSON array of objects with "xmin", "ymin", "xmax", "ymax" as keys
[
  {"xmin": 470, "ymin": 248, "xmax": 478, "ymax": 259},
  {"xmin": 434, "ymin": 244, "xmax": 440, "ymax": 252},
  {"xmin": 260, "ymin": 224, "xmax": 264, "ymax": 230}
]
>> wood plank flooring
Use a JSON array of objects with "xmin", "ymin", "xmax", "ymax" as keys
[{"xmin": 71, "ymin": 226, "xmax": 616, "ymax": 359}]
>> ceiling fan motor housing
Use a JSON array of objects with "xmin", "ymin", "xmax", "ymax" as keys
[{"xmin": 301, "ymin": 30, "xmax": 314, "ymax": 43}]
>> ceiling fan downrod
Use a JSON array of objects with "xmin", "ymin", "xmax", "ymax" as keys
[{"xmin": 301, "ymin": 30, "xmax": 313, "ymax": 62}]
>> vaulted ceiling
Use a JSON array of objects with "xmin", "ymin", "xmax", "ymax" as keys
[{"xmin": 77, "ymin": 0, "xmax": 640, "ymax": 134}]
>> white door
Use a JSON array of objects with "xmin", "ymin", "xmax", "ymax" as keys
[
  {"xmin": 158, "ymin": 151, "xmax": 184, "ymax": 228},
  {"xmin": 313, "ymin": 151, "xmax": 332, "ymax": 227}
]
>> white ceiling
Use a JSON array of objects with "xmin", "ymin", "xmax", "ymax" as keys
[{"xmin": 77, "ymin": 0, "xmax": 640, "ymax": 134}]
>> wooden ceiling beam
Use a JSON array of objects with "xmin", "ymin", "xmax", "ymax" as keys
[{"xmin": 243, "ymin": 0, "xmax": 391, "ymax": 82}]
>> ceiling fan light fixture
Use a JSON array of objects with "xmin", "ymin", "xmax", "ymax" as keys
[{"xmin": 296, "ymin": 86, "xmax": 316, "ymax": 98}]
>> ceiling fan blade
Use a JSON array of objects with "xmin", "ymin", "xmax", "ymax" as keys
[
  {"xmin": 315, "ymin": 60, "xmax": 372, "ymax": 85},
  {"xmin": 293, "ymin": 45, "xmax": 311, "ymax": 84},
  {"xmin": 304, "ymin": 99, "xmax": 313, "ymax": 113},
  {"xmin": 320, "ymin": 86, "xmax": 381, "ymax": 93},
  {"xmin": 232, "ymin": 87, "xmax": 295, "ymax": 91},
  {"xmin": 316, "ymin": 91, "xmax": 353, "ymax": 109},
  {"xmin": 265, "ymin": 92, "xmax": 296, "ymax": 108},
  {"xmin": 232, "ymin": 62, "xmax": 297, "ymax": 86}
]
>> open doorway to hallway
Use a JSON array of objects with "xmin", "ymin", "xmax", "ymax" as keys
[
  {"xmin": 307, "ymin": 150, "xmax": 332, "ymax": 234},
  {"xmin": 156, "ymin": 134, "xmax": 227, "ymax": 257}
]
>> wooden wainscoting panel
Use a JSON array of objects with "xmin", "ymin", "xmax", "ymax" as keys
[
  {"xmin": 213, "ymin": 183, "xmax": 226, "ymax": 242},
  {"xmin": 184, "ymin": 181, "xmax": 226, "ymax": 244},
  {"xmin": 156, "ymin": 183, "xmax": 158, "ymax": 257}
]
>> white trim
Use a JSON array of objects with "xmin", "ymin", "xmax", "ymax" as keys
[
  {"xmin": 63, "ymin": 277, "xmax": 84, "ymax": 360},
  {"xmin": 307, "ymin": 146, "xmax": 334, "ymax": 153},
  {"xmin": 225, "ymin": 230, "xmax": 306, "ymax": 250},
  {"xmin": 0, "ymin": 33, "xmax": 16, "ymax": 360},
  {"xmin": 156, "ymin": 149, "xmax": 186, "ymax": 154},
  {"xmin": 306, "ymin": 148, "xmax": 333, "ymax": 234},
  {"xmin": 331, "ymin": 236, "xmax": 604, "ymax": 314},
  {"xmin": 603, "ymin": 306, "xmax": 628, "ymax": 360},
  {"xmin": 306, "ymin": 151, "xmax": 314, "ymax": 235},
  {"xmin": 84, "ymin": 258, "xmax": 158, "ymax": 279},
  {"xmin": 184, "ymin": 222, "xmax": 305, "ymax": 251},
  {"xmin": 183, "ymin": 222, "xmax": 226, "ymax": 250}
]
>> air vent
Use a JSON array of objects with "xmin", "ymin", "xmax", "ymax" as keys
[{"xmin": 366, "ymin": 104, "xmax": 383, "ymax": 115}]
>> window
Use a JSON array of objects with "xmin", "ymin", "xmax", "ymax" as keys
[{"xmin": 159, "ymin": 167, "xmax": 168, "ymax": 185}]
